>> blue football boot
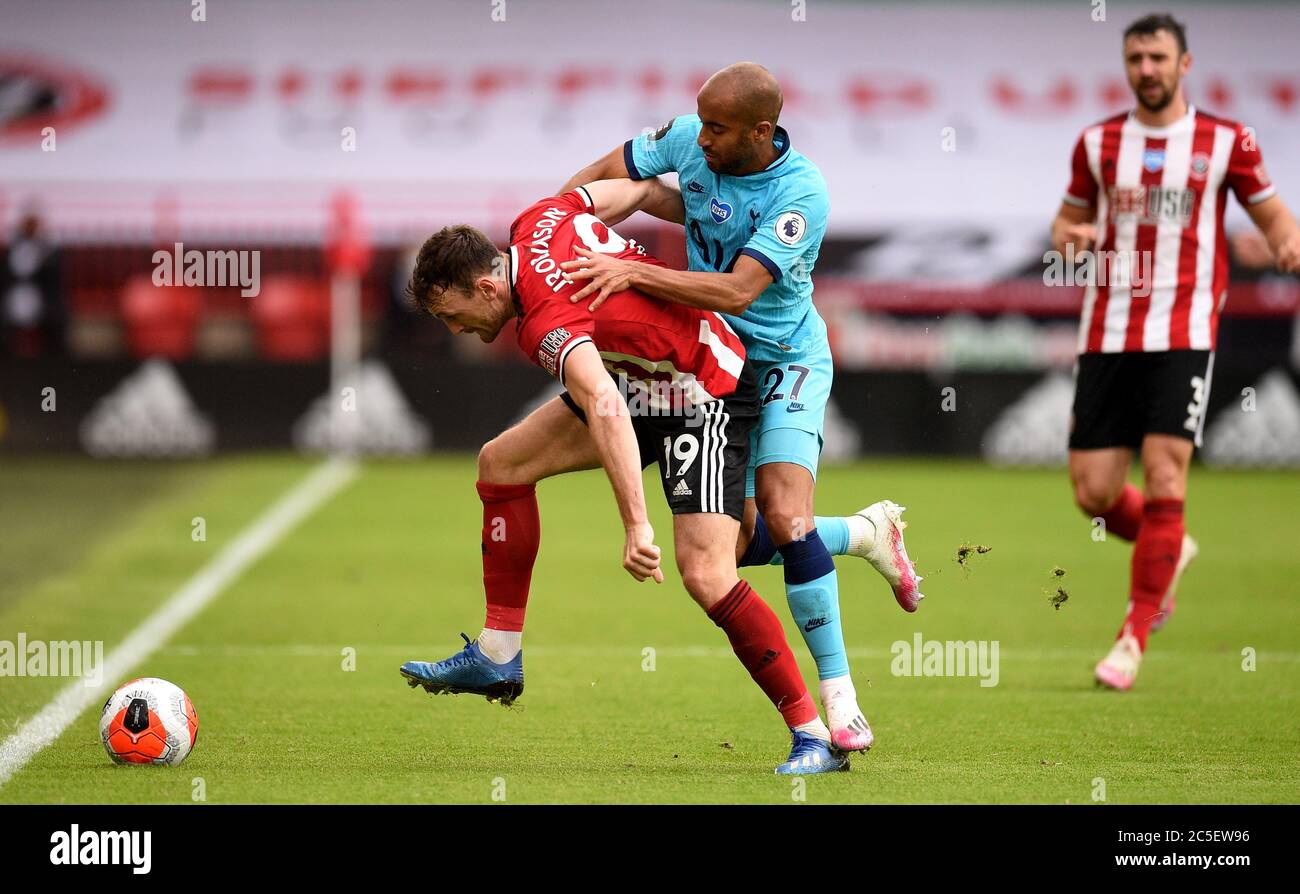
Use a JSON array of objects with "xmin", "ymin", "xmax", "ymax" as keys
[
  {"xmin": 400, "ymin": 633, "xmax": 524, "ymax": 706},
  {"xmin": 774, "ymin": 729, "xmax": 851, "ymax": 775}
]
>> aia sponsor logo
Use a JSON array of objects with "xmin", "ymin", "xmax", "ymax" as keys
[
  {"xmin": 0, "ymin": 56, "xmax": 109, "ymax": 142},
  {"xmin": 1107, "ymin": 184, "xmax": 1196, "ymax": 227}
]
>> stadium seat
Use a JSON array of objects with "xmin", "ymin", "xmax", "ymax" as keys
[
  {"xmin": 249, "ymin": 275, "xmax": 331, "ymax": 361},
  {"xmin": 120, "ymin": 275, "xmax": 202, "ymax": 359}
]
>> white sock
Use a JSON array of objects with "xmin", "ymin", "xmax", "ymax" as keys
[
  {"xmin": 845, "ymin": 513, "xmax": 875, "ymax": 555},
  {"xmin": 794, "ymin": 716, "xmax": 832, "ymax": 742},
  {"xmin": 819, "ymin": 673, "xmax": 857, "ymax": 709},
  {"xmin": 477, "ymin": 628, "xmax": 521, "ymax": 664}
]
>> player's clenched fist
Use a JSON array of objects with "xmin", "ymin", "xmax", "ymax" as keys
[
  {"xmin": 623, "ymin": 521, "xmax": 664, "ymax": 583},
  {"xmin": 1276, "ymin": 231, "xmax": 1300, "ymax": 273},
  {"xmin": 1053, "ymin": 221, "xmax": 1097, "ymax": 256}
]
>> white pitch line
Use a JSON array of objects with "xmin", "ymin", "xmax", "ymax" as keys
[{"xmin": 0, "ymin": 457, "xmax": 358, "ymax": 789}]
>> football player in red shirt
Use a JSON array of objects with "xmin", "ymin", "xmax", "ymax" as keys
[
  {"xmin": 399, "ymin": 178, "xmax": 850, "ymax": 773},
  {"xmin": 1050, "ymin": 14, "xmax": 1300, "ymax": 690}
]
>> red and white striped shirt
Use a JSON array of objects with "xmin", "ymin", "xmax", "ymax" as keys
[
  {"xmin": 509, "ymin": 188, "xmax": 748, "ymax": 408},
  {"xmin": 1064, "ymin": 105, "xmax": 1275, "ymax": 354}
]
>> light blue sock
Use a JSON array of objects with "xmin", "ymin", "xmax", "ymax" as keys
[
  {"xmin": 778, "ymin": 530, "xmax": 850, "ymax": 681},
  {"xmin": 768, "ymin": 516, "xmax": 850, "ymax": 566}
]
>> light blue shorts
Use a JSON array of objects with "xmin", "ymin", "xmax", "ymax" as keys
[{"xmin": 743, "ymin": 349, "xmax": 832, "ymax": 499}]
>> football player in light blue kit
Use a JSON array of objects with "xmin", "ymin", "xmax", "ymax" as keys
[{"xmin": 561, "ymin": 63, "xmax": 924, "ymax": 754}]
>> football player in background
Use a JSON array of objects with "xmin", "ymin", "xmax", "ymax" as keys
[{"xmin": 1050, "ymin": 13, "xmax": 1300, "ymax": 690}]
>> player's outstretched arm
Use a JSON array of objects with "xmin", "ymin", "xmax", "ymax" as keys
[
  {"xmin": 1244, "ymin": 195, "xmax": 1300, "ymax": 273},
  {"xmin": 563, "ymin": 147, "xmax": 685, "ymax": 225},
  {"xmin": 560, "ymin": 145, "xmax": 629, "ymax": 195},
  {"xmin": 561, "ymin": 248, "xmax": 772, "ymax": 315},
  {"xmin": 636, "ymin": 177, "xmax": 686, "ymax": 225},
  {"xmin": 1050, "ymin": 201, "xmax": 1097, "ymax": 257},
  {"xmin": 562, "ymin": 341, "xmax": 664, "ymax": 584},
  {"xmin": 581, "ymin": 178, "xmax": 685, "ymax": 228}
]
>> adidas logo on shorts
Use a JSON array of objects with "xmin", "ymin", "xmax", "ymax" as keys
[{"xmin": 672, "ymin": 479, "xmax": 692, "ymax": 497}]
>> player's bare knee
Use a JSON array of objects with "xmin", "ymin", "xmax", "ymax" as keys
[
  {"xmin": 1073, "ymin": 478, "xmax": 1118, "ymax": 516},
  {"xmin": 675, "ymin": 534, "xmax": 737, "ymax": 608},
  {"xmin": 757, "ymin": 506, "xmax": 812, "ymax": 544},
  {"xmin": 679, "ymin": 566, "xmax": 734, "ymax": 610},
  {"xmin": 1143, "ymin": 464, "xmax": 1186, "ymax": 501},
  {"xmin": 754, "ymin": 474, "xmax": 814, "ymax": 544},
  {"xmin": 476, "ymin": 439, "xmax": 502, "ymax": 481},
  {"xmin": 477, "ymin": 437, "xmax": 525, "ymax": 483}
]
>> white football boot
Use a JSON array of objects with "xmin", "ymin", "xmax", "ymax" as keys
[
  {"xmin": 1094, "ymin": 632, "xmax": 1143, "ymax": 691},
  {"xmin": 1150, "ymin": 534, "xmax": 1198, "ymax": 634},
  {"xmin": 846, "ymin": 500, "xmax": 925, "ymax": 612}
]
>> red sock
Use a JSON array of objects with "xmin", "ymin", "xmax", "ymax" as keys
[
  {"xmin": 707, "ymin": 580, "xmax": 817, "ymax": 728},
  {"xmin": 476, "ymin": 480, "xmax": 540, "ymax": 633},
  {"xmin": 1123, "ymin": 498, "xmax": 1184, "ymax": 650},
  {"xmin": 1098, "ymin": 484, "xmax": 1144, "ymax": 542}
]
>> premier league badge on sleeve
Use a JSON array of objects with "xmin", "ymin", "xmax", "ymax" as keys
[{"xmin": 775, "ymin": 211, "xmax": 807, "ymax": 245}]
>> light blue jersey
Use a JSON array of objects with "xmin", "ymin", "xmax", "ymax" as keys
[
  {"xmin": 625, "ymin": 114, "xmax": 830, "ymax": 367},
  {"xmin": 626, "ymin": 114, "xmax": 856, "ymax": 693}
]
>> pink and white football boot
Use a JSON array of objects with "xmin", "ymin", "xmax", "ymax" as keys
[
  {"xmin": 848, "ymin": 500, "xmax": 925, "ymax": 612},
  {"xmin": 1095, "ymin": 632, "xmax": 1143, "ymax": 691}
]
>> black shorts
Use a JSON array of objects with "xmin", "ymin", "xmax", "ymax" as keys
[
  {"xmin": 561, "ymin": 362, "xmax": 759, "ymax": 521},
  {"xmin": 1068, "ymin": 350, "xmax": 1214, "ymax": 450}
]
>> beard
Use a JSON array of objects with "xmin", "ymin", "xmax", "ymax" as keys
[
  {"xmin": 1134, "ymin": 78, "xmax": 1176, "ymax": 113},
  {"xmin": 717, "ymin": 147, "xmax": 759, "ymax": 176}
]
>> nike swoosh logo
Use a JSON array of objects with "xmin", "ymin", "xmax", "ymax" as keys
[
  {"xmin": 804, "ymin": 617, "xmax": 829, "ymax": 632},
  {"xmin": 786, "ymin": 402, "xmax": 806, "ymax": 413}
]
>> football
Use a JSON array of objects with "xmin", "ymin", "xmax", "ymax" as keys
[{"xmin": 99, "ymin": 677, "xmax": 199, "ymax": 766}]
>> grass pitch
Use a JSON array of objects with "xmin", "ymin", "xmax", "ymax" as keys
[{"xmin": 1, "ymin": 455, "xmax": 1297, "ymax": 804}]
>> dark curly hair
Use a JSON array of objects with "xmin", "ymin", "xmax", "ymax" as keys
[{"xmin": 405, "ymin": 224, "xmax": 500, "ymax": 314}]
